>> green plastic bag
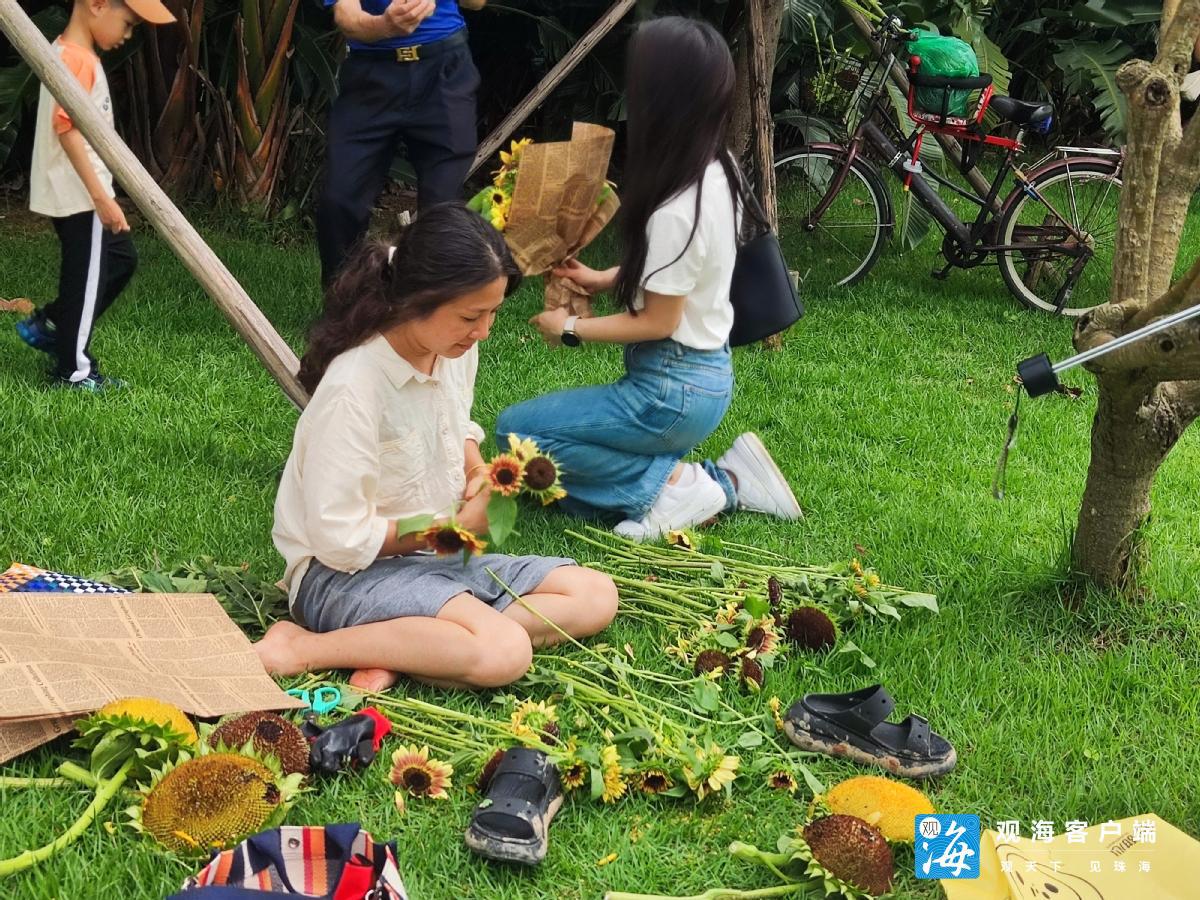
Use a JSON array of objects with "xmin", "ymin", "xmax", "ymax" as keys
[{"xmin": 906, "ymin": 29, "xmax": 979, "ymax": 117}]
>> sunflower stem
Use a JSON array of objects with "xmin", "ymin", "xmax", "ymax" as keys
[
  {"xmin": 0, "ymin": 776, "xmax": 71, "ymax": 789},
  {"xmin": 0, "ymin": 758, "xmax": 133, "ymax": 878},
  {"xmin": 56, "ymin": 762, "xmax": 100, "ymax": 789}
]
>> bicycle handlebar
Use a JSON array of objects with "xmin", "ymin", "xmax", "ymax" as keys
[{"xmin": 872, "ymin": 16, "xmax": 921, "ymax": 46}]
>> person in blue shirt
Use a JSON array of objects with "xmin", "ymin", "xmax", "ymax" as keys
[{"xmin": 316, "ymin": 0, "xmax": 486, "ymax": 286}]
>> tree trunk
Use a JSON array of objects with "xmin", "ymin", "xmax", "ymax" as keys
[
  {"xmin": 729, "ymin": 1, "xmax": 784, "ymax": 160},
  {"xmin": 1067, "ymin": 1, "xmax": 1200, "ymax": 588}
]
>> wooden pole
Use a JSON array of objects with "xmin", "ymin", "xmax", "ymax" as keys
[
  {"xmin": 846, "ymin": 6, "xmax": 999, "ymax": 212},
  {"xmin": 0, "ymin": 0, "xmax": 308, "ymax": 408},
  {"xmin": 468, "ymin": 0, "xmax": 636, "ymax": 177}
]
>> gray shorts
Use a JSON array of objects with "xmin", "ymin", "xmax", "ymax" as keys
[{"xmin": 293, "ymin": 553, "xmax": 577, "ymax": 633}]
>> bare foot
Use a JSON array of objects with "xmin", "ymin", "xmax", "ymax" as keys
[
  {"xmin": 349, "ymin": 667, "xmax": 400, "ymax": 693},
  {"xmin": 254, "ymin": 621, "xmax": 311, "ymax": 677}
]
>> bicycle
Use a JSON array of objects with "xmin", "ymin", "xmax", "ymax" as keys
[{"xmin": 774, "ymin": 15, "xmax": 1123, "ymax": 316}]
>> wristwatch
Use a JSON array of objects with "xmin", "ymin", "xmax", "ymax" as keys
[{"xmin": 561, "ymin": 315, "xmax": 581, "ymax": 348}]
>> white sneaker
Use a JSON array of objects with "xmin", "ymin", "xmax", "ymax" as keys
[
  {"xmin": 717, "ymin": 432, "xmax": 803, "ymax": 519},
  {"xmin": 614, "ymin": 467, "xmax": 727, "ymax": 541}
]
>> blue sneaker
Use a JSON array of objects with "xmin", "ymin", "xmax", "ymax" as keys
[
  {"xmin": 52, "ymin": 372, "xmax": 128, "ymax": 393},
  {"xmin": 16, "ymin": 313, "xmax": 57, "ymax": 355}
]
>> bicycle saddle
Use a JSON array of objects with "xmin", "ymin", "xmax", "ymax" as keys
[{"xmin": 990, "ymin": 95, "xmax": 1054, "ymax": 127}]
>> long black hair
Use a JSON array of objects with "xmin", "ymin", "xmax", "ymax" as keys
[
  {"xmin": 612, "ymin": 17, "xmax": 740, "ymax": 312},
  {"xmin": 299, "ymin": 204, "xmax": 521, "ymax": 393}
]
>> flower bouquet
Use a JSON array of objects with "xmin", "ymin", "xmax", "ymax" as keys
[
  {"xmin": 405, "ymin": 435, "xmax": 567, "ymax": 562},
  {"xmin": 468, "ymin": 122, "xmax": 620, "ymax": 317}
]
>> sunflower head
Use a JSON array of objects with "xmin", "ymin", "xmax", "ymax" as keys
[
  {"xmin": 693, "ymin": 649, "xmax": 732, "ymax": 677},
  {"xmin": 506, "ymin": 433, "xmax": 541, "ymax": 461},
  {"xmin": 785, "ymin": 604, "xmax": 840, "ymax": 652},
  {"xmin": 389, "ymin": 744, "xmax": 453, "ymax": 800},
  {"xmin": 499, "ymin": 137, "xmax": 533, "ymax": 169},
  {"xmin": 509, "ymin": 699, "xmax": 558, "ymax": 746},
  {"xmin": 487, "ymin": 454, "xmax": 525, "ymax": 497},
  {"xmin": 476, "ymin": 748, "xmax": 506, "ymax": 793},
  {"xmin": 767, "ymin": 575, "xmax": 784, "ymax": 611},
  {"xmin": 525, "ymin": 458, "xmax": 561, "ymax": 494},
  {"xmin": 599, "ymin": 744, "xmax": 627, "ymax": 803},
  {"xmin": 821, "ymin": 775, "xmax": 935, "ymax": 843},
  {"xmin": 738, "ymin": 656, "xmax": 764, "ymax": 692},
  {"xmin": 768, "ymin": 770, "xmax": 798, "ymax": 793},
  {"xmin": 554, "ymin": 741, "xmax": 587, "ymax": 792},
  {"xmin": 489, "ymin": 188, "xmax": 508, "ymax": 207},
  {"xmin": 636, "ymin": 769, "xmax": 674, "ymax": 795},
  {"xmin": 209, "ymin": 711, "xmax": 309, "ymax": 777},
  {"xmin": 744, "ymin": 616, "xmax": 779, "ymax": 658},
  {"xmin": 802, "ymin": 815, "xmax": 894, "ymax": 897},
  {"xmin": 681, "ymin": 742, "xmax": 739, "ymax": 801},
  {"xmin": 75, "ymin": 698, "xmax": 196, "ymax": 781},
  {"xmin": 129, "ymin": 748, "xmax": 303, "ymax": 854},
  {"xmin": 421, "ymin": 522, "xmax": 487, "ymax": 557}
]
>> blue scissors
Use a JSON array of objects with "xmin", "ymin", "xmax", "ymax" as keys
[{"xmin": 286, "ymin": 685, "xmax": 342, "ymax": 715}]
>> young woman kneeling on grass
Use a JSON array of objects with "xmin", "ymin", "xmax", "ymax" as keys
[
  {"xmin": 256, "ymin": 204, "xmax": 618, "ymax": 692},
  {"xmin": 496, "ymin": 18, "xmax": 801, "ymax": 541}
]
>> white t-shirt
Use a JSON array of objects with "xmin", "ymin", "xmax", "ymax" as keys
[
  {"xmin": 635, "ymin": 160, "xmax": 739, "ymax": 350},
  {"xmin": 29, "ymin": 39, "xmax": 115, "ymax": 218},
  {"xmin": 272, "ymin": 335, "xmax": 486, "ymax": 604}
]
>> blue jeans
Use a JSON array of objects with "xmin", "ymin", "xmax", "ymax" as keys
[{"xmin": 496, "ymin": 339, "xmax": 737, "ymax": 520}]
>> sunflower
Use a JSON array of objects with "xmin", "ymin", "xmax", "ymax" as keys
[
  {"xmin": 489, "ymin": 188, "xmax": 508, "ymax": 208},
  {"xmin": 636, "ymin": 769, "xmax": 674, "ymax": 795},
  {"xmin": 490, "ymin": 208, "xmax": 508, "ymax": 231},
  {"xmin": 487, "ymin": 454, "xmax": 525, "ymax": 497},
  {"xmin": 522, "ymin": 453, "xmax": 566, "ymax": 504},
  {"xmin": 785, "ymin": 604, "xmax": 840, "ymax": 652},
  {"xmin": 389, "ymin": 745, "xmax": 453, "ymax": 800},
  {"xmin": 738, "ymin": 656, "xmax": 764, "ymax": 692},
  {"xmin": 475, "ymin": 748, "xmax": 506, "ymax": 793},
  {"xmin": 693, "ymin": 649, "xmax": 732, "ymax": 677},
  {"xmin": 506, "ymin": 432, "xmax": 541, "ymax": 461},
  {"xmin": 665, "ymin": 529, "xmax": 696, "ymax": 551},
  {"xmin": 509, "ymin": 699, "xmax": 558, "ymax": 745},
  {"xmin": 682, "ymin": 743, "xmax": 739, "ymax": 801},
  {"xmin": 768, "ymin": 770, "xmax": 798, "ymax": 793},
  {"xmin": 421, "ymin": 522, "xmax": 487, "ymax": 557},
  {"xmin": 714, "ymin": 601, "xmax": 741, "ymax": 626},
  {"xmin": 767, "ymin": 695, "xmax": 785, "ymax": 732},
  {"xmin": 744, "ymin": 616, "xmax": 779, "ymax": 658},
  {"xmin": 599, "ymin": 744, "xmax": 627, "ymax": 803},
  {"xmin": 555, "ymin": 741, "xmax": 587, "ymax": 792},
  {"xmin": 499, "ymin": 137, "xmax": 533, "ymax": 170}
]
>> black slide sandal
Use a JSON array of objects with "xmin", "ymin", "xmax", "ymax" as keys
[
  {"xmin": 783, "ymin": 684, "xmax": 957, "ymax": 779},
  {"xmin": 464, "ymin": 747, "xmax": 564, "ymax": 866}
]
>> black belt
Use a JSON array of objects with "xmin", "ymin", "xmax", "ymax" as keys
[{"xmin": 347, "ymin": 30, "xmax": 468, "ymax": 63}]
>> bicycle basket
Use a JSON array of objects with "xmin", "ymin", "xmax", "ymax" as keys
[{"xmin": 905, "ymin": 31, "xmax": 980, "ymax": 118}]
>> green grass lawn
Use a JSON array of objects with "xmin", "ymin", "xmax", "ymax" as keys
[{"xmin": 1, "ymin": 203, "xmax": 1198, "ymax": 900}]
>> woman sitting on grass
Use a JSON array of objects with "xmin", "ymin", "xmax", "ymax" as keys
[
  {"xmin": 255, "ymin": 204, "xmax": 618, "ymax": 692},
  {"xmin": 496, "ymin": 17, "xmax": 801, "ymax": 541}
]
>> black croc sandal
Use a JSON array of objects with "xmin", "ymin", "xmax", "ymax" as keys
[
  {"xmin": 464, "ymin": 747, "xmax": 563, "ymax": 866},
  {"xmin": 783, "ymin": 684, "xmax": 957, "ymax": 779}
]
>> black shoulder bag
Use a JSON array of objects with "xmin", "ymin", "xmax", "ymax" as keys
[{"xmin": 727, "ymin": 162, "xmax": 804, "ymax": 347}]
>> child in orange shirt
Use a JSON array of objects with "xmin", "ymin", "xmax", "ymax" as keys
[{"xmin": 18, "ymin": 0, "xmax": 174, "ymax": 392}]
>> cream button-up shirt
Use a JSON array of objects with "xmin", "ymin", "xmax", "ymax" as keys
[{"xmin": 273, "ymin": 334, "xmax": 486, "ymax": 604}]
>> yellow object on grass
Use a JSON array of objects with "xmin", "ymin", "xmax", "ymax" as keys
[
  {"xmin": 941, "ymin": 814, "xmax": 1198, "ymax": 900},
  {"xmin": 818, "ymin": 775, "xmax": 935, "ymax": 842},
  {"xmin": 95, "ymin": 697, "xmax": 197, "ymax": 746}
]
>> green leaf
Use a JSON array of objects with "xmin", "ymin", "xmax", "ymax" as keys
[
  {"xmin": 897, "ymin": 592, "xmax": 939, "ymax": 612},
  {"xmin": 394, "ymin": 514, "xmax": 435, "ymax": 538},
  {"xmin": 486, "ymin": 494, "xmax": 518, "ymax": 547},
  {"xmin": 838, "ymin": 639, "xmax": 876, "ymax": 669},
  {"xmin": 743, "ymin": 594, "xmax": 770, "ymax": 619},
  {"xmin": 692, "ymin": 680, "xmax": 721, "ymax": 712},
  {"xmin": 709, "ymin": 561, "xmax": 726, "ymax": 584},
  {"xmin": 662, "ymin": 783, "xmax": 690, "ymax": 798},
  {"xmin": 796, "ymin": 762, "xmax": 826, "ymax": 797},
  {"xmin": 714, "ymin": 631, "xmax": 741, "ymax": 650},
  {"xmin": 736, "ymin": 731, "xmax": 764, "ymax": 749},
  {"xmin": 589, "ymin": 765, "xmax": 605, "ymax": 801}
]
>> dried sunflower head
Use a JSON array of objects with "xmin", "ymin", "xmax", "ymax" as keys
[
  {"xmin": 209, "ymin": 711, "xmax": 309, "ymax": 777},
  {"xmin": 693, "ymin": 649, "xmax": 733, "ymax": 677},
  {"xmin": 738, "ymin": 656, "xmax": 764, "ymax": 692},
  {"xmin": 785, "ymin": 604, "xmax": 840, "ymax": 652},
  {"xmin": 801, "ymin": 814, "xmax": 894, "ymax": 897}
]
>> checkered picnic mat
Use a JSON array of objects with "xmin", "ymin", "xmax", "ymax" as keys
[{"xmin": 0, "ymin": 562, "xmax": 128, "ymax": 594}]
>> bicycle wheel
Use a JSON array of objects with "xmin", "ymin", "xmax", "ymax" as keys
[
  {"xmin": 774, "ymin": 147, "xmax": 893, "ymax": 294},
  {"xmin": 997, "ymin": 158, "xmax": 1122, "ymax": 316}
]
